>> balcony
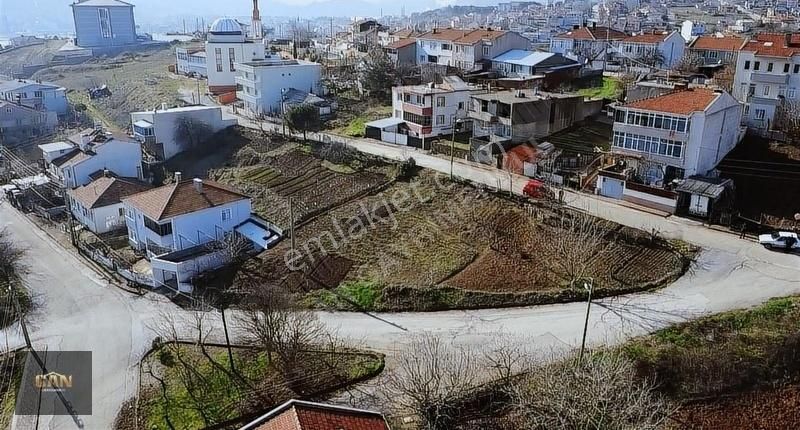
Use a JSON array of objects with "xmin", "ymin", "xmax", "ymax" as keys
[
  {"xmin": 402, "ymin": 102, "xmax": 432, "ymax": 116},
  {"xmin": 750, "ymin": 73, "xmax": 789, "ymax": 85}
]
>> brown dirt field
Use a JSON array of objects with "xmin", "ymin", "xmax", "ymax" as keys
[{"xmin": 671, "ymin": 386, "xmax": 800, "ymax": 430}]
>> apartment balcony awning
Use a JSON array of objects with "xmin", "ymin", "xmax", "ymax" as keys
[
  {"xmin": 133, "ymin": 120, "xmax": 153, "ymax": 129},
  {"xmin": 750, "ymin": 72, "xmax": 789, "ymax": 85}
]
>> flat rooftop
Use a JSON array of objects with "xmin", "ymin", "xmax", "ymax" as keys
[{"xmin": 472, "ymin": 90, "xmax": 582, "ymax": 104}]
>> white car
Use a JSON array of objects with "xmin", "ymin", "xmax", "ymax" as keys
[{"xmin": 758, "ymin": 232, "xmax": 800, "ymax": 250}]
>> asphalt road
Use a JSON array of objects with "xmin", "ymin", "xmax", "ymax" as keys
[{"xmin": 3, "ymin": 119, "xmax": 800, "ymax": 428}]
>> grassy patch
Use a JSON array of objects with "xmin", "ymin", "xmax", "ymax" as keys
[
  {"xmin": 304, "ymin": 280, "xmax": 385, "ymax": 310},
  {"xmin": 138, "ymin": 345, "xmax": 384, "ymax": 430},
  {"xmin": 623, "ymin": 296, "xmax": 800, "ymax": 398},
  {"xmin": 578, "ymin": 77, "xmax": 621, "ymax": 100},
  {"xmin": 322, "ymin": 160, "xmax": 356, "ymax": 174},
  {"xmin": 0, "ymin": 351, "xmax": 25, "ymax": 429}
]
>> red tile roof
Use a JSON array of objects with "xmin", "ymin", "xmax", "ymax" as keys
[
  {"xmin": 68, "ymin": 176, "xmax": 152, "ymax": 209},
  {"xmin": 623, "ymin": 88, "xmax": 721, "ymax": 115},
  {"xmin": 242, "ymin": 400, "xmax": 390, "ymax": 430},
  {"xmin": 689, "ymin": 35, "xmax": 747, "ymax": 51},
  {"xmin": 122, "ymin": 179, "xmax": 248, "ymax": 221},
  {"xmin": 417, "ymin": 27, "xmax": 507, "ymax": 44},
  {"xmin": 385, "ymin": 38, "xmax": 416, "ymax": 49},
  {"xmin": 623, "ymin": 31, "xmax": 672, "ymax": 44},
  {"xmin": 553, "ymin": 26, "xmax": 627, "ymax": 41},
  {"xmin": 740, "ymin": 33, "xmax": 800, "ymax": 58}
]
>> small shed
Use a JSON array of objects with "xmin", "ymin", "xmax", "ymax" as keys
[
  {"xmin": 676, "ymin": 176, "xmax": 735, "ymax": 220},
  {"xmin": 364, "ymin": 117, "xmax": 408, "ymax": 145}
]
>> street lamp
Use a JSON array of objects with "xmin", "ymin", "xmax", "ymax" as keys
[{"xmin": 578, "ymin": 278, "xmax": 594, "ymax": 365}]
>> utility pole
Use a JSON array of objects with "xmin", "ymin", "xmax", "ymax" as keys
[
  {"xmin": 220, "ymin": 305, "xmax": 235, "ymax": 373},
  {"xmin": 289, "ymin": 197, "xmax": 295, "ymax": 254},
  {"xmin": 578, "ymin": 279, "xmax": 594, "ymax": 365}
]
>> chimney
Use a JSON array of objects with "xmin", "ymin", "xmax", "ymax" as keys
[
  {"xmin": 160, "ymin": 102, "xmax": 168, "ymax": 111},
  {"xmin": 174, "ymin": 172, "xmax": 182, "ymax": 183},
  {"xmin": 193, "ymin": 178, "xmax": 204, "ymax": 193},
  {"xmin": 103, "ymin": 168, "xmax": 111, "ymax": 178}
]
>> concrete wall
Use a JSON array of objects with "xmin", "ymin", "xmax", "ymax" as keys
[
  {"xmin": 237, "ymin": 61, "xmax": 322, "ymax": 115},
  {"xmin": 205, "ymin": 41, "xmax": 266, "ymax": 91},
  {"xmin": 131, "ymin": 107, "xmax": 236, "ymax": 160},
  {"xmin": 72, "ymin": 5, "xmax": 137, "ymax": 48}
]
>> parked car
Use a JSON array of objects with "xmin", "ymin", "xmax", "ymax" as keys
[
  {"xmin": 758, "ymin": 232, "xmax": 799, "ymax": 250},
  {"xmin": 523, "ymin": 179, "xmax": 553, "ymax": 199}
]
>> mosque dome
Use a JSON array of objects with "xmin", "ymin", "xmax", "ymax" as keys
[{"xmin": 209, "ymin": 18, "xmax": 243, "ymax": 35}]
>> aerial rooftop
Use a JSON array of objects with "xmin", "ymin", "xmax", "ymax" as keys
[{"xmin": 623, "ymin": 88, "xmax": 722, "ymax": 115}]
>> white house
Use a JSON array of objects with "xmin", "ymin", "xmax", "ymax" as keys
[
  {"xmin": 43, "ymin": 128, "xmax": 143, "ymax": 189},
  {"xmin": 235, "ymin": 58, "xmax": 322, "ymax": 116},
  {"xmin": 732, "ymin": 33, "xmax": 800, "ymax": 132},
  {"xmin": 175, "ymin": 47, "xmax": 207, "ymax": 77},
  {"xmin": 549, "ymin": 25, "xmax": 628, "ymax": 70},
  {"xmin": 67, "ymin": 173, "xmax": 152, "ymax": 234},
  {"xmin": 130, "ymin": 105, "xmax": 237, "ymax": 161},
  {"xmin": 366, "ymin": 76, "xmax": 474, "ymax": 146},
  {"xmin": 205, "ymin": 17, "xmax": 267, "ymax": 94},
  {"xmin": 0, "ymin": 79, "xmax": 68, "ymax": 115},
  {"xmin": 122, "ymin": 175, "xmax": 280, "ymax": 292},
  {"xmin": 599, "ymin": 88, "xmax": 742, "ymax": 207},
  {"xmin": 415, "ymin": 27, "xmax": 530, "ymax": 71},
  {"xmin": 615, "ymin": 31, "xmax": 686, "ymax": 68}
]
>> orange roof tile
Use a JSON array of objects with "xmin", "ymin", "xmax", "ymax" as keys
[
  {"xmin": 417, "ymin": 27, "xmax": 508, "ymax": 44},
  {"xmin": 554, "ymin": 26, "xmax": 627, "ymax": 41},
  {"xmin": 689, "ymin": 35, "xmax": 747, "ymax": 51},
  {"xmin": 385, "ymin": 38, "xmax": 416, "ymax": 49},
  {"xmin": 623, "ymin": 88, "xmax": 721, "ymax": 115},
  {"xmin": 123, "ymin": 179, "xmax": 248, "ymax": 221},
  {"xmin": 68, "ymin": 176, "xmax": 152, "ymax": 209},
  {"xmin": 741, "ymin": 33, "xmax": 800, "ymax": 57},
  {"xmin": 243, "ymin": 400, "xmax": 390, "ymax": 430},
  {"xmin": 623, "ymin": 31, "xmax": 671, "ymax": 44}
]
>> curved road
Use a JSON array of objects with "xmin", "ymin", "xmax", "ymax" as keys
[{"xmin": 3, "ymin": 151, "xmax": 800, "ymax": 428}]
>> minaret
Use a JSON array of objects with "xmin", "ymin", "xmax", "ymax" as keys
[{"xmin": 251, "ymin": 0, "xmax": 263, "ymax": 39}]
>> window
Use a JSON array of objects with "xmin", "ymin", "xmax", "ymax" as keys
[
  {"xmin": 229, "ymin": 48, "xmax": 236, "ymax": 72},
  {"xmin": 767, "ymin": 62, "xmax": 774, "ymax": 72},
  {"xmin": 420, "ymin": 55, "xmax": 426, "ymax": 62},
  {"xmin": 143, "ymin": 217, "xmax": 173, "ymax": 236},
  {"xmin": 221, "ymin": 208, "xmax": 232, "ymax": 222},
  {"xmin": 436, "ymin": 114, "xmax": 445, "ymax": 125},
  {"xmin": 396, "ymin": 92, "xmax": 402, "ymax": 101},
  {"xmin": 612, "ymin": 131, "xmax": 684, "ymax": 158},
  {"xmin": 215, "ymin": 48, "xmax": 223, "ymax": 72},
  {"xmin": 118, "ymin": 207, "xmax": 125, "ymax": 217},
  {"xmin": 790, "ymin": 88, "xmax": 797, "ymax": 99},
  {"xmin": 34, "ymin": 91, "xmax": 43, "ymax": 98},
  {"xmin": 708, "ymin": 51, "xmax": 718, "ymax": 59},
  {"xmin": 785, "ymin": 63, "xmax": 791, "ymax": 73},
  {"xmin": 126, "ymin": 209, "xmax": 134, "ymax": 219},
  {"xmin": 754, "ymin": 61, "xmax": 761, "ymax": 71},
  {"xmin": 749, "ymin": 84, "xmax": 756, "ymax": 96},
  {"xmin": 458, "ymin": 101, "xmax": 465, "ymax": 110},
  {"xmin": 482, "ymin": 45, "xmax": 490, "ymax": 56},
  {"xmin": 754, "ymin": 108, "xmax": 766, "ymax": 120},
  {"xmin": 403, "ymin": 111, "xmax": 431, "ymax": 126},
  {"xmin": 764, "ymin": 85, "xmax": 770, "ymax": 96},
  {"xmin": 779, "ymin": 86, "xmax": 786, "ymax": 97},
  {"xmin": 436, "ymin": 96, "xmax": 445, "ymax": 107},
  {"xmin": 427, "ymin": 55, "xmax": 438, "ymax": 63},
  {"xmin": 442, "ymin": 43, "xmax": 451, "ymax": 50},
  {"xmin": 744, "ymin": 104, "xmax": 750, "ymax": 116},
  {"xmin": 98, "ymin": 8, "xmax": 113, "ymax": 39},
  {"xmin": 795, "ymin": 64, "xmax": 800, "ymax": 74}
]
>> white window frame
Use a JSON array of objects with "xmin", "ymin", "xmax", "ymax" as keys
[
  {"xmin": 221, "ymin": 208, "xmax": 233, "ymax": 222},
  {"xmin": 98, "ymin": 8, "xmax": 113, "ymax": 39},
  {"xmin": 754, "ymin": 108, "xmax": 766, "ymax": 120}
]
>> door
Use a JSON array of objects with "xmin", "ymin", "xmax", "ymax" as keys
[
  {"xmin": 689, "ymin": 194, "xmax": 709, "ymax": 217},
  {"xmin": 600, "ymin": 177, "xmax": 624, "ymax": 199}
]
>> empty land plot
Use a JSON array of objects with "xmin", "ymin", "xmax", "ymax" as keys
[
  {"xmin": 250, "ymin": 171, "xmax": 690, "ymax": 311},
  {"xmin": 214, "ymin": 147, "xmax": 390, "ymax": 228}
]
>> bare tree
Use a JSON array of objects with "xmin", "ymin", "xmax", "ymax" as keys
[
  {"xmin": 174, "ymin": 116, "xmax": 214, "ymax": 151},
  {"xmin": 637, "ymin": 48, "xmax": 665, "ymax": 68},
  {"xmin": 714, "ymin": 65, "xmax": 735, "ymax": 93},
  {"xmin": 379, "ymin": 334, "xmax": 484, "ymax": 430},
  {"xmin": 535, "ymin": 210, "xmax": 611, "ymax": 288},
  {"xmin": 674, "ymin": 51, "xmax": 704, "ymax": 74},
  {"xmin": 508, "ymin": 352, "xmax": 672, "ymax": 430},
  {"xmin": 235, "ymin": 284, "xmax": 327, "ymax": 391},
  {"xmin": 775, "ymin": 100, "xmax": 800, "ymax": 144},
  {"xmin": 0, "ymin": 228, "xmax": 27, "ymax": 327}
]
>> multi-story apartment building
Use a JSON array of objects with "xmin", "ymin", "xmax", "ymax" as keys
[
  {"xmin": 0, "ymin": 79, "xmax": 68, "ymax": 116},
  {"xmin": 415, "ymin": 28, "xmax": 530, "ymax": 71},
  {"xmin": 687, "ymin": 34, "xmax": 746, "ymax": 65},
  {"xmin": 388, "ymin": 76, "xmax": 474, "ymax": 141},
  {"xmin": 732, "ymin": 33, "xmax": 800, "ymax": 131},
  {"xmin": 235, "ymin": 58, "xmax": 322, "ymax": 117},
  {"xmin": 615, "ymin": 31, "xmax": 686, "ymax": 68},
  {"xmin": 175, "ymin": 47, "xmax": 208, "ymax": 77},
  {"xmin": 549, "ymin": 24, "xmax": 628, "ymax": 70},
  {"xmin": 606, "ymin": 88, "xmax": 741, "ymax": 190}
]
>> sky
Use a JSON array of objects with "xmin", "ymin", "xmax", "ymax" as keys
[{"xmin": 1, "ymin": 0, "xmax": 503, "ymax": 34}]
